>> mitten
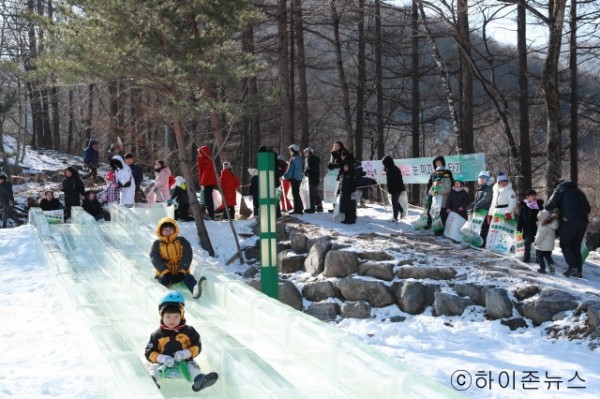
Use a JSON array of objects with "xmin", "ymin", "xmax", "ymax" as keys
[
  {"xmin": 505, "ymin": 213, "xmax": 512, "ymax": 221},
  {"xmin": 174, "ymin": 350, "xmax": 192, "ymax": 362},
  {"xmin": 156, "ymin": 354, "xmax": 174, "ymax": 367}
]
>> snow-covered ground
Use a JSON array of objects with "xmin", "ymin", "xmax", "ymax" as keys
[{"xmin": 2, "ymin": 139, "xmax": 600, "ymax": 398}]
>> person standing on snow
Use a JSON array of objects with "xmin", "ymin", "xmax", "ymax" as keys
[
  {"xmin": 219, "ymin": 162, "xmax": 240, "ymax": 220},
  {"xmin": 109, "ymin": 155, "xmax": 135, "ymax": 206},
  {"xmin": 0, "ymin": 174, "xmax": 23, "ymax": 227},
  {"xmin": 303, "ymin": 147, "xmax": 321, "ymax": 213},
  {"xmin": 488, "ymin": 172, "xmax": 517, "ymax": 223},
  {"xmin": 124, "ymin": 153, "xmax": 144, "ymax": 203},
  {"xmin": 197, "ymin": 146, "xmax": 218, "ymax": 220},
  {"xmin": 516, "ymin": 189, "xmax": 544, "ymax": 263},
  {"xmin": 381, "ymin": 155, "xmax": 406, "ymax": 222},
  {"xmin": 82, "ymin": 139, "xmax": 100, "ymax": 182},
  {"xmin": 149, "ymin": 160, "xmax": 172, "ymax": 203},
  {"xmin": 283, "ymin": 144, "xmax": 304, "ymax": 215},
  {"xmin": 168, "ymin": 176, "xmax": 193, "ymax": 222},
  {"xmin": 150, "ymin": 218, "xmax": 205, "ymax": 298},
  {"xmin": 61, "ymin": 167, "xmax": 85, "ymax": 221},
  {"xmin": 544, "ymin": 180, "xmax": 591, "ymax": 278}
]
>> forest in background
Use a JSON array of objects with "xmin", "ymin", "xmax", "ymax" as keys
[{"xmin": 0, "ymin": 0, "xmax": 599, "ymax": 215}]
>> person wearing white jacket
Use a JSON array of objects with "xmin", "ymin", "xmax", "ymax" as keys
[
  {"xmin": 488, "ymin": 172, "xmax": 517, "ymax": 223},
  {"xmin": 109, "ymin": 154, "xmax": 135, "ymax": 206},
  {"xmin": 534, "ymin": 210, "xmax": 559, "ymax": 274}
]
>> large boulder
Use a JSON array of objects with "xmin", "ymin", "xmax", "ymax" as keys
[
  {"xmin": 323, "ymin": 250, "xmax": 359, "ymax": 278},
  {"xmin": 341, "ymin": 301, "xmax": 372, "ymax": 319},
  {"xmin": 302, "ymin": 281, "xmax": 339, "ymax": 302},
  {"xmin": 359, "ymin": 262, "xmax": 395, "ymax": 281},
  {"xmin": 289, "ymin": 229, "xmax": 309, "ymax": 253},
  {"xmin": 277, "ymin": 249, "xmax": 306, "ymax": 273},
  {"xmin": 587, "ymin": 303, "xmax": 600, "ymax": 332},
  {"xmin": 334, "ymin": 278, "xmax": 395, "ymax": 307},
  {"xmin": 392, "ymin": 281, "xmax": 428, "ymax": 315},
  {"xmin": 485, "ymin": 288, "xmax": 513, "ymax": 320},
  {"xmin": 453, "ymin": 283, "xmax": 486, "ymax": 306},
  {"xmin": 517, "ymin": 288, "xmax": 579, "ymax": 325},
  {"xmin": 304, "ymin": 236, "xmax": 333, "ymax": 276},
  {"xmin": 356, "ymin": 251, "xmax": 395, "ymax": 262},
  {"xmin": 249, "ymin": 279, "xmax": 303, "ymax": 311},
  {"xmin": 513, "ymin": 285, "xmax": 540, "ymax": 301},
  {"xmin": 396, "ymin": 266, "xmax": 457, "ymax": 281},
  {"xmin": 433, "ymin": 292, "xmax": 474, "ymax": 317},
  {"xmin": 305, "ymin": 302, "xmax": 339, "ymax": 321}
]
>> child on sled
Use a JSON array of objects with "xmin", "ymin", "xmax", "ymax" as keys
[{"xmin": 144, "ymin": 291, "xmax": 218, "ymax": 392}]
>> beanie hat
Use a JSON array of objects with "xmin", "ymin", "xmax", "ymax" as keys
[
  {"xmin": 288, "ymin": 144, "xmax": 299, "ymax": 152},
  {"xmin": 105, "ymin": 170, "xmax": 116, "ymax": 182},
  {"xmin": 159, "ymin": 303, "xmax": 184, "ymax": 318},
  {"xmin": 223, "ymin": 162, "xmax": 232, "ymax": 170},
  {"xmin": 172, "ymin": 176, "xmax": 185, "ymax": 189},
  {"xmin": 304, "ymin": 147, "xmax": 314, "ymax": 154},
  {"xmin": 538, "ymin": 210, "xmax": 550, "ymax": 222},
  {"xmin": 497, "ymin": 172, "xmax": 509, "ymax": 183},
  {"xmin": 248, "ymin": 168, "xmax": 258, "ymax": 177},
  {"xmin": 478, "ymin": 171, "xmax": 490, "ymax": 179}
]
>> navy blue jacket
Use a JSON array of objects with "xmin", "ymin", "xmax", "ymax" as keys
[{"xmin": 545, "ymin": 181, "xmax": 590, "ymax": 222}]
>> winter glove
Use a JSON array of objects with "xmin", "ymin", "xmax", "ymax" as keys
[
  {"xmin": 166, "ymin": 199, "xmax": 173, "ymax": 206},
  {"xmin": 173, "ymin": 350, "xmax": 192, "ymax": 362},
  {"xmin": 487, "ymin": 215, "xmax": 493, "ymax": 225},
  {"xmin": 505, "ymin": 213, "xmax": 512, "ymax": 221},
  {"xmin": 156, "ymin": 354, "xmax": 174, "ymax": 367}
]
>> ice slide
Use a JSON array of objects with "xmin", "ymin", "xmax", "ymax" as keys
[{"xmin": 29, "ymin": 204, "xmax": 462, "ymax": 399}]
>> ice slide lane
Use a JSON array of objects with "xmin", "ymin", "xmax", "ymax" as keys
[{"xmin": 29, "ymin": 205, "xmax": 463, "ymax": 399}]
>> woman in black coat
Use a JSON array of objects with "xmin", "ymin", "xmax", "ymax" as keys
[
  {"xmin": 382, "ymin": 155, "xmax": 406, "ymax": 222},
  {"xmin": 61, "ymin": 166, "xmax": 85, "ymax": 220},
  {"xmin": 338, "ymin": 161, "xmax": 357, "ymax": 224}
]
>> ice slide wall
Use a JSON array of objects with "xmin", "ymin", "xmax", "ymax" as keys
[{"xmin": 29, "ymin": 204, "xmax": 462, "ymax": 399}]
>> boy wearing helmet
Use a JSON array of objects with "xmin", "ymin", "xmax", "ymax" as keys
[
  {"xmin": 144, "ymin": 291, "xmax": 218, "ymax": 391},
  {"xmin": 150, "ymin": 217, "xmax": 205, "ymax": 298}
]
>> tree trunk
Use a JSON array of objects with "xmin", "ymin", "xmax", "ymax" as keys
[
  {"xmin": 458, "ymin": 0, "xmax": 473, "ymax": 155},
  {"xmin": 26, "ymin": 0, "xmax": 42, "ymax": 148},
  {"xmin": 108, "ymin": 81, "xmax": 119, "ymax": 142},
  {"xmin": 375, "ymin": 0, "xmax": 384, "ymax": 158},
  {"xmin": 241, "ymin": 26, "xmax": 261, "ymax": 182},
  {"xmin": 202, "ymin": 83, "xmax": 230, "ymax": 163},
  {"xmin": 172, "ymin": 118, "xmax": 215, "ymax": 256},
  {"xmin": 67, "ymin": 89, "xmax": 74, "ymax": 153},
  {"xmin": 569, "ymin": 0, "xmax": 578, "ymax": 184},
  {"xmin": 278, "ymin": 0, "xmax": 293, "ymax": 151},
  {"xmin": 355, "ymin": 0, "xmax": 366, "ymax": 161},
  {"xmin": 293, "ymin": 0, "xmax": 310, "ymax": 150},
  {"xmin": 418, "ymin": 1, "xmax": 461, "ymax": 145},
  {"xmin": 51, "ymin": 86, "xmax": 60, "ymax": 151},
  {"xmin": 331, "ymin": 0, "xmax": 353, "ymax": 153},
  {"xmin": 411, "ymin": 0, "xmax": 420, "ymax": 205},
  {"xmin": 543, "ymin": 0, "xmax": 568, "ymax": 197},
  {"xmin": 518, "ymin": 1, "xmax": 531, "ymax": 193},
  {"xmin": 85, "ymin": 83, "xmax": 94, "ymax": 143}
]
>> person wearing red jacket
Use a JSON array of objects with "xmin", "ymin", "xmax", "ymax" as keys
[
  {"xmin": 197, "ymin": 146, "xmax": 218, "ymax": 220},
  {"xmin": 220, "ymin": 162, "xmax": 240, "ymax": 220}
]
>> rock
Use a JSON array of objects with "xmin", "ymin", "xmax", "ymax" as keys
[
  {"xmin": 587, "ymin": 303, "xmax": 600, "ymax": 331},
  {"xmin": 304, "ymin": 236, "xmax": 332, "ymax": 276},
  {"xmin": 357, "ymin": 251, "xmax": 395, "ymax": 262},
  {"xmin": 302, "ymin": 281, "xmax": 338, "ymax": 302},
  {"xmin": 243, "ymin": 242, "xmax": 260, "ymax": 261},
  {"xmin": 397, "ymin": 258, "xmax": 417, "ymax": 266},
  {"xmin": 334, "ymin": 278, "xmax": 396, "ymax": 307},
  {"xmin": 392, "ymin": 281, "xmax": 428, "ymax": 315},
  {"xmin": 453, "ymin": 283, "xmax": 486, "ymax": 306},
  {"xmin": 289, "ymin": 229, "xmax": 309, "ymax": 253},
  {"xmin": 485, "ymin": 288, "xmax": 513, "ymax": 320},
  {"xmin": 396, "ymin": 266, "xmax": 457, "ymax": 280},
  {"xmin": 552, "ymin": 311, "xmax": 569, "ymax": 321},
  {"xmin": 340, "ymin": 301, "xmax": 371, "ymax": 319},
  {"xmin": 517, "ymin": 289, "xmax": 579, "ymax": 326},
  {"xmin": 305, "ymin": 301, "xmax": 339, "ymax": 321},
  {"xmin": 513, "ymin": 285, "xmax": 540, "ymax": 301},
  {"xmin": 277, "ymin": 249, "xmax": 306, "ymax": 273},
  {"xmin": 385, "ymin": 315, "xmax": 407, "ymax": 323},
  {"xmin": 433, "ymin": 292, "xmax": 474, "ymax": 317},
  {"xmin": 323, "ymin": 250, "xmax": 359, "ymax": 278},
  {"xmin": 242, "ymin": 267, "xmax": 259, "ymax": 279},
  {"xmin": 249, "ymin": 279, "xmax": 303, "ymax": 311},
  {"xmin": 501, "ymin": 318, "xmax": 528, "ymax": 331},
  {"xmin": 573, "ymin": 300, "xmax": 600, "ymax": 316},
  {"xmin": 359, "ymin": 262, "xmax": 395, "ymax": 281}
]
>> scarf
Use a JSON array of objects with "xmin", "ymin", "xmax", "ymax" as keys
[{"xmin": 526, "ymin": 200, "xmax": 539, "ymax": 210}]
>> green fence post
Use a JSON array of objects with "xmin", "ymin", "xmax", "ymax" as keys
[{"xmin": 258, "ymin": 152, "xmax": 279, "ymax": 299}]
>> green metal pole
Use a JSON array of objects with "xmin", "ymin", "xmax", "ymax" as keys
[{"xmin": 257, "ymin": 152, "xmax": 279, "ymax": 299}]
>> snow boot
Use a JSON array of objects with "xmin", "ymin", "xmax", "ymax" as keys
[
  {"xmin": 193, "ymin": 276, "xmax": 207, "ymax": 299},
  {"xmin": 192, "ymin": 372, "xmax": 219, "ymax": 392}
]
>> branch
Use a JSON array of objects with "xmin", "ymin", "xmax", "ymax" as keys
[{"xmin": 496, "ymin": 0, "xmax": 551, "ymax": 25}]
